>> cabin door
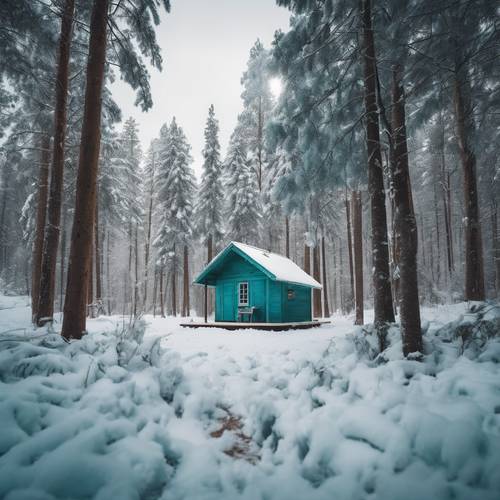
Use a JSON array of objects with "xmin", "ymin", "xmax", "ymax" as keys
[{"xmin": 222, "ymin": 282, "xmax": 235, "ymax": 321}]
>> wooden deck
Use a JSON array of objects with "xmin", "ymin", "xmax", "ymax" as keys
[{"xmin": 180, "ymin": 320, "xmax": 331, "ymax": 331}]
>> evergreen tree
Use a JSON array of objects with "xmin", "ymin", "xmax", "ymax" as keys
[
  {"xmin": 62, "ymin": 0, "xmax": 171, "ymax": 339},
  {"xmin": 153, "ymin": 118, "xmax": 196, "ymax": 317},
  {"xmin": 225, "ymin": 125, "xmax": 262, "ymax": 245},
  {"xmin": 241, "ymin": 40, "xmax": 274, "ymax": 192},
  {"xmin": 196, "ymin": 104, "xmax": 224, "ymax": 259}
]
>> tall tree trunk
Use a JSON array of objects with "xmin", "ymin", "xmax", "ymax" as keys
[
  {"xmin": 183, "ymin": 244, "xmax": 189, "ymax": 317},
  {"xmin": 37, "ymin": 0, "xmax": 75, "ymax": 326},
  {"xmin": 453, "ymin": 69, "xmax": 484, "ymax": 300},
  {"xmin": 106, "ymin": 229, "xmax": 111, "ymax": 314},
  {"xmin": 304, "ymin": 244, "xmax": 310, "ymax": 274},
  {"xmin": 159, "ymin": 265, "xmax": 165, "ymax": 318},
  {"xmin": 59, "ymin": 201, "xmax": 66, "ymax": 311},
  {"xmin": 433, "ymin": 180, "xmax": 441, "ymax": 287},
  {"xmin": 360, "ymin": 0, "xmax": 395, "ymax": 325},
  {"xmin": 32, "ymin": 135, "xmax": 51, "ymax": 321},
  {"xmin": 204, "ymin": 234, "xmax": 213, "ymax": 321},
  {"xmin": 152, "ymin": 266, "xmax": 158, "ymax": 317},
  {"xmin": 171, "ymin": 247, "xmax": 177, "ymax": 317},
  {"xmin": 321, "ymin": 236, "xmax": 330, "ymax": 318},
  {"xmin": 133, "ymin": 224, "xmax": 139, "ymax": 316},
  {"xmin": 313, "ymin": 244, "xmax": 321, "ymax": 317},
  {"xmin": 352, "ymin": 191, "xmax": 364, "ymax": 325},
  {"xmin": 345, "ymin": 195, "xmax": 355, "ymax": 311},
  {"xmin": 440, "ymin": 116, "xmax": 454, "ymax": 277},
  {"xmin": 492, "ymin": 201, "xmax": 500, "ymax": 297},
  {"xmin": 127, "ymin": 222, "xmax": 132, "ymax": 314},
  {"xmin": 87, "ymin": 234, "xmax": 94, "ymax": 316},
  {"xmin": 61, "ymin": 0, "xmax": 109, "ymax": 340},
  {"xmin": 339, "ymin": 239, "xmax": 345, "ymax": 313},
  {"xmin": 0, "ymin": 164, "xmax": 10, "ymax": 275},
  {"xmin": 143, "ymin": 153, "xmax": 155, "ymax": 311},
  {"xmin": 391, "ymin": 64, "xmax": 422, "ymax": 356},
  {"xmin": 332, "ymin": 238, "xmax": 337, "ymax": 312},
  {"xmin": 95, "ymin": 198, "xmax": 102, "ymax": 306},
  {"xmin": 285, "ymin": 216, "xmax": 290, "ymax": 258}
]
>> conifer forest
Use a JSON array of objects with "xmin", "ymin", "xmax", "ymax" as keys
[{"xmin": 0, "ymin": 1, "xmax": 499, "ymax": 499}]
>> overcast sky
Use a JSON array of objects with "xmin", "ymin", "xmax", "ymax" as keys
[{"xmin": 110, "ymin": 0, "xmax": 291, "ymax": 177}]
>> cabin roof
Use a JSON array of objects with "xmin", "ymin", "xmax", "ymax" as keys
[{"xmin": 194, "ymin": 241, "xmax": 322, "ymax": 289}]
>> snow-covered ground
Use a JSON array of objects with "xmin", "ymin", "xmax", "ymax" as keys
[{"xmin": 1, "ymin": 295, "xmax": 499, "ymax": 500}]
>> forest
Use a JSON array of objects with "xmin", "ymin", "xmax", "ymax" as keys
[{"xmin": 0, "ymin": 0, "xmax": 499, "ymax": 499}]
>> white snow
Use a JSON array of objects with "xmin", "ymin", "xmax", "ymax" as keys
[
  {"xmin": 1, "ymin": 295, "xmax": 500, "ymax": 500},
  {"xmin": 219, "ymin": 241, "xmax": 322, "ymax": 288}
]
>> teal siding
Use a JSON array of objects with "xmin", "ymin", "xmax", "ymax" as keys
[
  {"xmin": 282, "ymin": 284, "xmax": 312, "ymax": 322},
  {"xmin": 222, "ymin": 282, "xmax": 236, "ymax": 321},
  {"xmin": 210, "ymin": 249, "xmax": 314, "ymax": 323},
  {"xmin": 213, "ymin": 253, "xmax": 268, "ymax": 322},
  {"xmin": 250, "ymin": 279, "xmax": 266, "ymax": 322},
  {"xmin": 268, "ymin": 281, "xmax": 283, "ymax": 322}
]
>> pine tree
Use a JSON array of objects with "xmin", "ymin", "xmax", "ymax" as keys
[
  {"xmin": 62, "ymin": 0, "xmax": 171, "ymax": 339},
  {"xmin": 225, "ymin": 126, "xmax": 262, "ymax": 244},
  {"xmin": 241, "ymin": 40, "xmax": 274, "ymax": 192},
  {"xmin": 36, "ymin": 0, "xmax": 76, "ymax": 326},
  {"xmin": 196, "ymin": 105, "xmax": 224, "ymax": 256},
  {"xmin": 153, "ymin": 118, "xmax": 196, "ymax": 317}
]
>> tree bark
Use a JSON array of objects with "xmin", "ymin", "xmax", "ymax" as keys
[
  {"xmin": 183, "ymin": 244, "xmax": 189, "ymax": 317},
  {"xmin": 171, "ymin": 247, "xmax": 177, "ymax": 317},
  {"xmin": 304, "ymin": 244, "xmax": 310, "ymax": 275},
  {"xmin": 152, "ymin": 266, "xmax": 158, "ymax": 317},
  {"xmin": 59, "ymin": 200, "xmax": 66, "ymax": 311},
  {"xmin": 332, "ymin": 238, "xmax": 337, "ymax": 312},
  {"xmin": 159, "ymin": 265, "xmax": 165, "ymax": 318},
  {"xmin": 492, "ymin": 201, "xmax": 500, "ymax": 297},
  {"xmin": 204, "ymin": 233, "xmax": 213, "ymax": 321},
  {"xmin": 95, "ymin": 198, "xmax": 102, "ymax": 305},
  {"xmin": 87, "ymin": 231, "xmax": 93, "ymax": 315},
  {"xmin": 453, "ymin": 70, "xmax": 484, "ymax": 300},
  {"xmin": 61, "ymin": 0, "xmax": 109, "ymax": 340},
  {"xmin": 352, "ymin": 191, "xmax": 364, "ymax": 325},
  {"xmin": 106, "ymin": 229, "xmax": 111, "ymax": 314},
  {"xmin": 313, "ymin": 244, "xmax": 321, "ymax": 317},
  {"xmin": 391, "ymin": 64, "xmax": 422, "ymax": 356},
  {"xmin": 37, "ymin": 0, "xmax": 75, "ymax": 326},
  {"xmin": 345, "ymin": 195, "xmax": 354, "ymax": 311},
  {"xmin": 321, "ymin": 236, "xmax": 330, "ymax": 318},
  {"xmin": 32, "ymin": 135, "xmax": 51, "ymax": 321},
  {"xmin": 440, "ymin": 115, "xmax": 454, "ymax": 277},
  {"xmin": 285, "ymin": 216, "xmax": 290, "ymax": 258},
  {"xmin": 360, "ymin": 0, "xmax": 395, "ymax": 326},
  {"xmin": 143, "ymin": 152, "xmax": 155, "ymax": 311},
  {"xmin": 133, "ymin": 224, "xmax": 139, "ymax": 316}
]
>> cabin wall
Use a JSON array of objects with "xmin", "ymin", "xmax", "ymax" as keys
[
  {"xmin": 214, "ymin": 253, "xmax": 268, "ymax": 322},
  {"xmin": 268, "ymin": 281, "xmax": 283, "ymax": 322},
  {"xmin": 211, "ymin": 252, "xmax": 314, "ymax": 323},
  {"xmin": 282, "ymin": 283, "xmax": 312, "ymax": 322}
]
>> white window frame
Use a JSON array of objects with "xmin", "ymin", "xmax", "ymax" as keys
[{"xmin": 238, "ymin": 282, "xmax": 249, "ymax": 306}]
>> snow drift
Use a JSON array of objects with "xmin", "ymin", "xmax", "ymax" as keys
[{"xmin": 0, "ymin": 296, "xmax": 499, "ymax": 500}]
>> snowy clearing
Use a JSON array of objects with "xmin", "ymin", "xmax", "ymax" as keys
[{"xmin": 1, "ymin": 295, "xmax": 500, "ymax": 500}]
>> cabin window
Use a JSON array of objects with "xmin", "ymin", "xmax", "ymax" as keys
[
  {"xmin": 238, "ymin": 282, "xmax": 249, "ymax": 306},
  {"xmin": 287, "ymin": 289, "xmax": 295, "ymax": 300}
]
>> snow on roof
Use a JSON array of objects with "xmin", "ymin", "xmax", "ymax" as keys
[{"xmin": 231, "ymin": 241, "xmax": 322, "ymax": 289}]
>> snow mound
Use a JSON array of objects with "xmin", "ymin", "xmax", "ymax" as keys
[
  {"xmin": 1, "ymin": 299, "xmax": 499, "ymax": 500},
  {"xmin": 0, "ymin": 320, "xmax": 184, "ymax": 500}
]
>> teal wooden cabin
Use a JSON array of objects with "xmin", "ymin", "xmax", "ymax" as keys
[{"xmin": 193, "ymin": 242, "xmax": 322, "ymax": 324}]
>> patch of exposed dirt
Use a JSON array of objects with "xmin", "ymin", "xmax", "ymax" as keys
[{"xmin": 210, "ymin": 408, "xmax": 260, "ymax": 464}]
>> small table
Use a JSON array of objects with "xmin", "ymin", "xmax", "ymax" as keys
[{"xmin": 238, "ymin": 306, "xmax": 257, "ymax": 322}]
